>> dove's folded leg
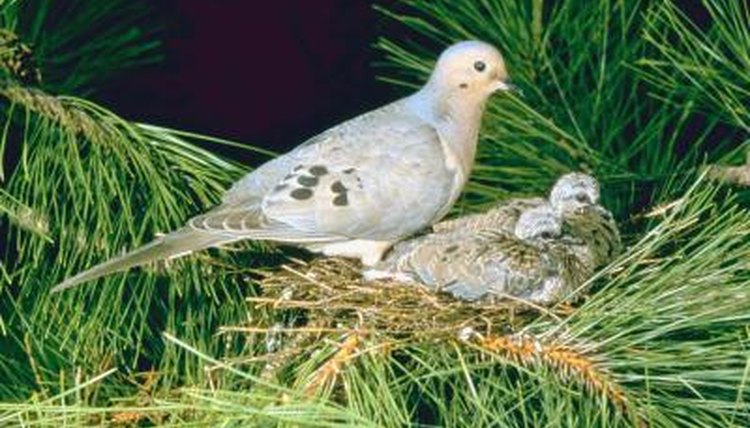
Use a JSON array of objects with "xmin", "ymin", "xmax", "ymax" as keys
[{"xmin": 50, "ymin": 229, "xmax": 241, "ymax": 293}]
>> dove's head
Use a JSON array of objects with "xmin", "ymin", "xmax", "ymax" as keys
[
  {"xmin": 514, "ymin": 206, "xmax": 562, "ymax": 242},
  {"xmin": 549, "ymin": 173, "xmax": 600, "ymax": 215},
  {"xmin": 427, "ymin": 40, "xmax": 512, "ymax": 100}
]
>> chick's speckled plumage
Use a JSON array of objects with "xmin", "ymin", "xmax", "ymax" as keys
[
  {"xmin": 434, "ymin": 172, "xmax": 602, "ymax": 235},
  {"xmin": 367, "ymin": 174, "xmax": 621, "ymax": 304}
]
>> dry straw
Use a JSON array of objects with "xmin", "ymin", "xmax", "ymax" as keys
[{"xmin": 224, "ymin": 256, "xmax": 632, "ymax": 416}]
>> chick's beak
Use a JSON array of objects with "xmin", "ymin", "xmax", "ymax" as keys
[{"xmin": 593, "ymin": 205, "xmax": 613, "ymax": 221}]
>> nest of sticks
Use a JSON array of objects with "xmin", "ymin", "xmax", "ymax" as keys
[
  {"xmin": 248, "ymin": 257, "xmax": 565, "ymax": 339},
  {"xmin": 219, "ymin": 256, "xmax": 633, "ymax": 417}
]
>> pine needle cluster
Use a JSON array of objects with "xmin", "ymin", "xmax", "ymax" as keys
[{"xmin": 0, "ymin": 0, "xmax": 748, "ymax": 427}]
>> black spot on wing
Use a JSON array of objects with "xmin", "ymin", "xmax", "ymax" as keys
[
  {"xmin": 331, "ymin": 181, "xmax": 347, "ymax": 194},
  {"xmin": 309, "ymin": 165, "xmax": 328, "ymax": 176},
  {"xmin": 274, "ymin": 184, "xmax": 289, "ymax": 192},
  {"xmin": 333, "ymin": 193, "xmax": 349, "ymax": 206},
  {"xmin": 297, "ymin": 175, "xmax": 318, "ymax": 187},
  {"xmin": 290, "ymin": 188, "xmax": 314, "ymax": 200}
]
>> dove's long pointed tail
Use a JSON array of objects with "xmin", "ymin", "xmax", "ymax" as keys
[{"xmin": 51, "ymin": 229, "xmax": 238, "ymax": 293}]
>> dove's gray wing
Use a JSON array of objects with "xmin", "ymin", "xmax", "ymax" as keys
[
  {"xmin": 190, "ymin": 101, "xmax": 458, "ymax": 242},
  {"xmin": 433, "ymin": 197, "xmax": 547, "ymax": 234}
]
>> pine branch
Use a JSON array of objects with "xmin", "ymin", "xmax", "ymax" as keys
[
  {"xmin": 0, "ymin": 53, "xmax": 260, "ymax": 409},
  {"xmin": 474, "ymin": 333, "xmax": 630, "ymax": 416},
  {"xmin": 637, "ymin": 0, "xmax": 750, "ymax": 131},
  {"xmin": 1, "ymin": 1, "xmax": 749, "ymax": 426}
]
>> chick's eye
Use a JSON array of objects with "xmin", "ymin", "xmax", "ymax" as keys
[
  {"xmin": 575, "ymin": 194, "xmax": 590, "ymax": 203},
  {"xmin": 473, "ymin": 60, "xmax": 486, "ymax": 72}
]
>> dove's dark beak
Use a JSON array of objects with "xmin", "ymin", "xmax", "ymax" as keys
[{"xmin": 492, "ymin": 78, "xmax": 516, "ymax": 92}]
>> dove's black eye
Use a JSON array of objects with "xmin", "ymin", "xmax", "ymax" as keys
[
  {"xmin": 473, "ymin": 60, "xmax": 486, "ymax": 72},
  {"xmin": 540, "ymin": 232, "xmax": 554, "ymax": 239}
]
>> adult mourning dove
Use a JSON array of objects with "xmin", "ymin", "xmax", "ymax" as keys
[
  {"xmin": 366, "ymin": 176, "xmax": 621, "ymax": 304},
  {"xmin": 433, "ymin": 172, "xmax": 600, "ymax": 234},
  {"xmin": 52, "ymin": 40, "xmax": 514, "ymax": 293}
]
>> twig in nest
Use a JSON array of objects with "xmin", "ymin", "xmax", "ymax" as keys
[
  {"xmin": 110, "ymin": 411, "xmax": 147, "ymax": 425},
  {"xmin": 237, "ymin": 258, "xmax": 626, "ymax": 414},
  {"xmin": 219, "ymin": 326, "xmax": 372, "ymax": 335},
  {"xmin": 255, "ymin": 258, "xmax": 544, "ymax": 338}
]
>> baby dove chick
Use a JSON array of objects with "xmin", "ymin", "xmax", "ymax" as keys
[
  {"xmin": 442, "ymin": 205, "xmax": 576, "ymax": 302},
  {"xmin": 523, "ymin": 203, "xmax": 621, "ymax": 304},
  {"xmin": 366, "ymin": 177, "xmax": 620, "ymax": 304},
  {"xmin": 560, "ymin": 204, "xmax": 621, "ymax": 271},
  {"xmin": 53, "ymin": 40, "xmax": 514, "ymax": 293},
  {"xmin": 367, "ymin": 205, "xmax": 572, "ymax": 302},
  {"xmin": 434, "ymin": 172, "xmax": 600, "ymax": 234}
]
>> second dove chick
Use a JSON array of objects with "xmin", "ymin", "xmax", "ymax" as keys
[
  {"xmin": 366, "ymin": 190, "xmax": 620, "ymax": 304},
  {"xmin": 433, "ymin": 172, "xmax": 600, "ymax": 235},
  {"xmin": 366, "ymin": 205, "xmax": 575, "ymax": 302}
]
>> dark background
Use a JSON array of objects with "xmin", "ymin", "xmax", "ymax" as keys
[
  {"xmin": 97, "ymin": 0, "xmax": 402, "ymax": 160},
  {"xmin": 94, "ymin": 1, "xmax": 717, "ymax": 163}
]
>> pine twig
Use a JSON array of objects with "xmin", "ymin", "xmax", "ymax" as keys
[
  {"xmin": 0, "ymin": 81, "xmax": 107, "ymax": 143},
  {"xmin": 475, "ymin": 333, "xmax": 631, "ymax": 415},
  {"xmin": 0, "ymin": 29, "xmax": 42, "ymax": 84},
  {"xmin": 303, "ymin": 334, "xmax": 362, "ymax": 396}
]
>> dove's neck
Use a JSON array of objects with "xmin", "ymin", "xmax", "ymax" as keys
[{"xmin": 410, "ymin": 86, "xmax": 487, "ymax": 177}]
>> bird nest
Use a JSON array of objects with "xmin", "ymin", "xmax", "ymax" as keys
[
  {"xmin": 220, "ymin": 256, "xmax": 632, "ymax": 416},
  {"xmin": 246, "ymin": 256, "xmax": 567, "ymax": 340}
]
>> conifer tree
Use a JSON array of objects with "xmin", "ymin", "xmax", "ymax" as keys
[{"xmin": 0, "ymin": 1, "xmax": 748, "ymax": 426}]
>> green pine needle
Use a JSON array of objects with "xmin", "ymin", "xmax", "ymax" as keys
[{"xmin": 1, "ymin": 0, "xmax": 749, "ymax": 426}]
